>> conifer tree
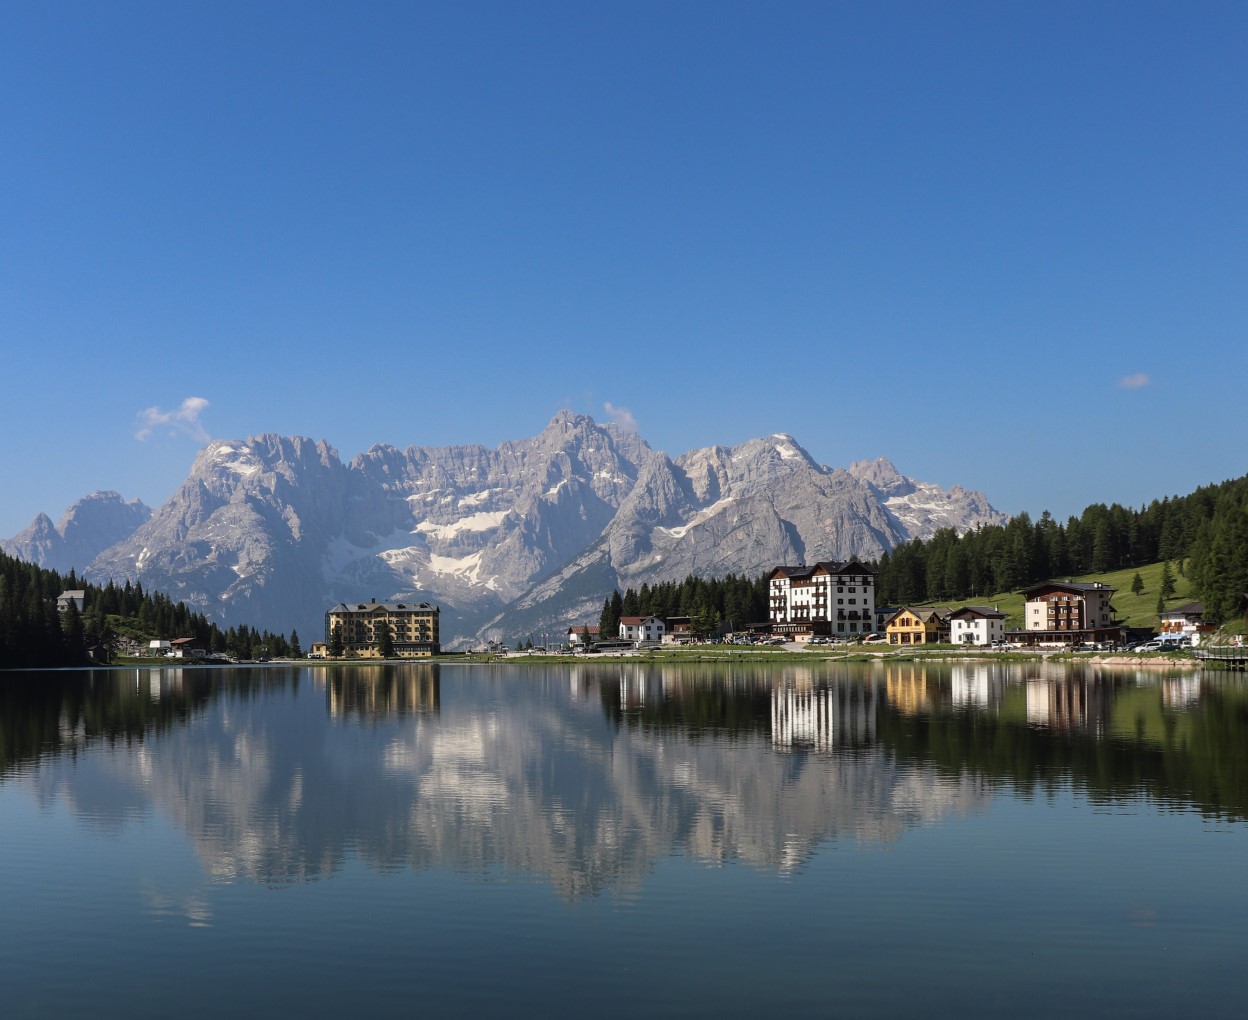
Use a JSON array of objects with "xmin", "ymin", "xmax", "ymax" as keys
[
  {"xmin": 377, "ymin": 622, "xmax": 395, "ymax": 659},
  {"xmin": 1160, "ymin": 562, "xmax": 1176, "ymax": 601},
  {"xmin": 61, "ymin": 601, "xmax": 86, "ymax": 665}
]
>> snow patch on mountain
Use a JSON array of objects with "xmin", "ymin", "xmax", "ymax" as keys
[
  {"xmin": 415, "ymin": 511, "xmax": 510, "ymax": 539},
  {"xmin": 5, "ymin": 413, "xmax": 1006, "ymax": 645},
  {"xmin": 658, "ymin": 497, "xmax": 736, "ymax": 539},
  {"xmin": 772, "ymin": 434, "xmax": 802, "ymax": 460}
]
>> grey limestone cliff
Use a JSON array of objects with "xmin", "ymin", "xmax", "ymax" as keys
[
  {"xmin": 1, "ymin": 491, "xmax": 151, "ymax": 574},
  {"xmin": 5, "ymin": 413, "xmax": 1006, "ymax": 643}
]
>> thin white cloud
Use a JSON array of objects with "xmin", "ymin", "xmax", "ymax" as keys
[
  {"xmin": 135, "ymin": 396, "xmax": 211, "ymax": 441},
  {"xmin": 1118, "ymin": 373, "xmax": 1150, "ymax": 390},
  {"xmin": 603, "ymin": 401, "xmax": 638, "ymax": 433}
]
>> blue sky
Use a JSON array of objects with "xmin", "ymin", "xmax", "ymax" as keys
[{"xmin": 2, "ymin": 1, "xmax": 1245, "ymax": 538}]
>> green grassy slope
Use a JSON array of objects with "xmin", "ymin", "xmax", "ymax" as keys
[{"xmin": 914, "ymin": 560, "xmax": 1195, "ymax": 630}]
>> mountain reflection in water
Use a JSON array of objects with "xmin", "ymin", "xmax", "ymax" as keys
[{"xmin": 1, "ymin": 661, "xmax": 1245, "ymax": 894}]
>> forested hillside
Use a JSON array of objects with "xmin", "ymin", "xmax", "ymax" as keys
[
  {"xmin": 0, "ymin": 550, "xmax": 302, "ymax": 669},
  {"xmin": 597, "ymin": 574, "xmax": 770, "ymax": 639},
  {"xmin": 593, "ymin": 474, "xmax": 1248, "ymax": 632},
  {"xmin": 874, "ymin": 474, "xmax": 1248, "ymax": 622}
]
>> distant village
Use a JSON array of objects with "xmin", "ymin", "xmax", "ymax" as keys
[
  {"xmin": 568, "ymin": 562, "xmax": 1221, "ymax": 654},
  {"xmin": 63, "ymin": 558, "xmax": 1242, "ymax": 664},
  {"xmin": 114, "ymin": 563, "xmax": 1230, "ymax": 663}
]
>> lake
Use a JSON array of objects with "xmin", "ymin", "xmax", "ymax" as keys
[{"xmin": 2, "ymin": 660, "xmax": 1247, "ymax": 1018}]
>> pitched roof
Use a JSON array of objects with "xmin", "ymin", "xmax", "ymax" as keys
[
  {"xmin": 328, "ymin": 601, "xmax": 437, "ymax": 613},
  {"xmin": 1021, "ymin": 580, "xmax": 1116, "ymax": 597},
  {"xmin": 948, "ymin": 605, "xmax": 1007, "ymax": 620},
  {"xmin": 890, "ymin": 607, "xmax": 950, "ymax": 624},
  {"xmin": 769, "ymin": 560, "xmax": 876, "ymax": 580}
]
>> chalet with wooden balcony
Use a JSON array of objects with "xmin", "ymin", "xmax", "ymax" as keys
[
  {"xmin": 1012, "ymin": 580, "xmax": 1121, "ymax": 647},
  {"xmin": 1158, "ymin": 602, "xmax": 1214, "ymax": 645}
]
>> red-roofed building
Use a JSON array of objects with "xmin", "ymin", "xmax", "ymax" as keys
[{"xmin": 619, "ymin": 616, "xmax": 665, "ymax": 645}]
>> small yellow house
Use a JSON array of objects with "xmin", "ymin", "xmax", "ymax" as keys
[{"xmin": 886, "ymin": 607, "xmax": 951, "ymax": 645}]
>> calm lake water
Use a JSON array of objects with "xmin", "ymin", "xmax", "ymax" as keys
[{"xmin": 2, "ymin": 660, "xmax": 1247, "ymax": 1018}]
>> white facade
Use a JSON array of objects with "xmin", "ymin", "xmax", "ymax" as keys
[
  {"xmin": 768, "ymin": 562, "xmax": 876, "ymax": 637},
  {"xmin": 949, "ymin": 607, "xmax": 1006, "ymax": 646},
  {"xmin": 57, "ymin": 589, "xmax": 86, "ymax": 612},
  {"xmin": 567, "ymin": 626, "xmax": 599, "ymax": 647},
  {"xmin": 1159, "ymin": 603, "xmax": 1210, "ymax": 645},
  {"xmin": 619, "ymin": 616, "xmax": 665, "ymax": 644}
]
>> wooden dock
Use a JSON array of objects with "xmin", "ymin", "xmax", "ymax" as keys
[{"xmin": 1195, "ymin": 647, "xmax": 1248, "ymax": 670}]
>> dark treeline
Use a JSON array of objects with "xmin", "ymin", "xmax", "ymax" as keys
[
  {"xmin": 0, "ymin": 669, "xmax": 299, "ymax": 777},
  {"xmin": 875, "ymin": 474, "xmax": 1248, "ymax": 623},
  {"xmin": 598, "ymin": 573, "xmax": 770, "ymax": 639},
  {"xmin": 0, "ymin": 549, "xmax": 303, "ymax": 668},
  {"xmin": 591, "ymin": 474, "xmax": 1248, "ymax": 632}
]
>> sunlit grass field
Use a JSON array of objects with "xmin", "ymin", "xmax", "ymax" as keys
[{"xmin": 913, "ymin": 560, "xmax": 1196, "ymax": 630}]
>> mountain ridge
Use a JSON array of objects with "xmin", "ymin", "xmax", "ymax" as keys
[{"xmin": 3, "ymin": 412, "xmax": 1007, "ymax": 644}]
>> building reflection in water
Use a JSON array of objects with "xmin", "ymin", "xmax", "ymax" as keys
[
  {"xmin": 1024, "ymin": 669, "xmax": 1111, "ymax": 734},
  {"xmin": 950, "ymin": 664, "xmax": 1005, "ymax": 711},
  {"xmin": 618, "ymin": 668, "xmax": 667, "ymax": 710},
  {"xmin": 884, "ymin": 662, "xmax": 932, "ymax": 716},
  {"xmin": 771, "ymin": 676, "xmax": 878, "ymax": 751},
  {"xmin": 326, "ymin": 665, "xmax": 440, "ymax": 719},
  {"xmin": 1161, "ymin": 675, "xmax": 1201, "ymax": 708},
  {"xmin": 134, "ymin": 668, "xmax": 185, "ymax": 702},
  {"xmin": 6, "ymin": 661, "xmax": 1241, "ymax": 897}
]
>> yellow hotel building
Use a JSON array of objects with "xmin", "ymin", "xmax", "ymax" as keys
[{"xmin": 325, "ymin": 598, "xmax": 441, "ymax": 658}]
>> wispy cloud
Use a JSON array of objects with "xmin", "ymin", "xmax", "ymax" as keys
[
  {"xmin": 603, "ymin": 401, "xmax": 638, "ymax": 433},
  {"xmin": 1118, "ymin": 372, "xmax": 1150, "ymax": 390},
  {"xmin": 135, "ymin": 396, "xmax": 211, "ymax": 441}
]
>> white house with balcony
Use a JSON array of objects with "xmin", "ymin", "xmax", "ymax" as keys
[
  {"xmin": 1013, "ymin": 580, "xmax": 1121, "ymax": 647},
  {"xmin": 768, "ymin": 561, "xmax": 876, "ymax": 640}
]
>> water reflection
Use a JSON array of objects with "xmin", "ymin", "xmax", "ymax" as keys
[
  {"xmin": 2, "ymin": 661, "xmax": 1246, "ymax": 895},
  {"xmin": 326, "ymin": 666, "xmax": 440, "ymax": 719}
]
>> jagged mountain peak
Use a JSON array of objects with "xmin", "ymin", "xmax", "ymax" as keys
[
  {"xmin": 5, "ymin": 413, "xmax": 1006, "ymax": 645},
  {"xmin": 2, "ymin": 493, "xmax": 151, "ymax": 574},
  {"xmin": 848, "ymin": 456, "xmax": 913, "ymax": 498}
]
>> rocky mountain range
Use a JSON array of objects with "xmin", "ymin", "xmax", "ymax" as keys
[
  {"xmin": 3, "ymin": 411, "xmax": 1006, "ymax": 645},
  {"xmin": 3, "ymin": 491, "xmax": 152, "ymax": 575}
]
